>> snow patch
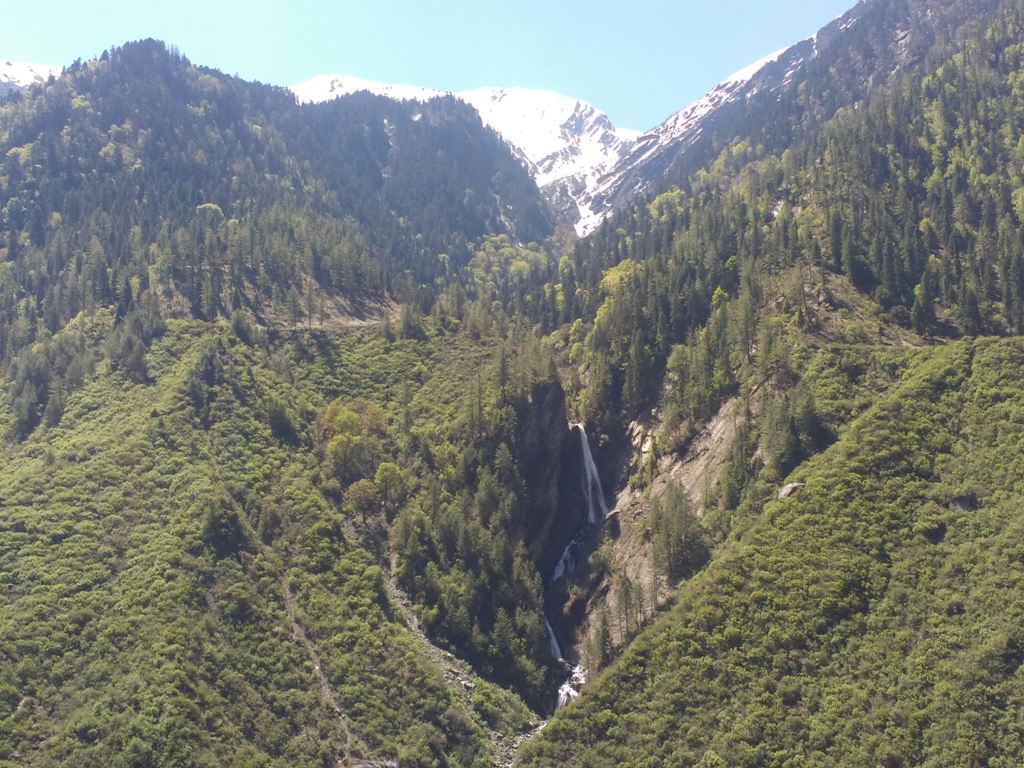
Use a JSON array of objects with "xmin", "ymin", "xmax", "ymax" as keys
[
  {"xmin": 291, "ymin": 73, "xmax": 445, "ymax": 105},
  {"xmin": 0, "ymin": 60, "xmax": 60, "ymax": 90},
  {"xmin": 720, "ymin": 47, "xmax": 789, "ymax": 87}
]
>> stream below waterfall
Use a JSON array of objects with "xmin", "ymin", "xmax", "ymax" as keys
[{"xmin": 545, "ymin": 424, "xmax": 608, "ymax": 710}]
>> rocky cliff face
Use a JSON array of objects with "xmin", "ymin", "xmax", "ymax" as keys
[{"xmin": 515, "ymin": 380, "xmax": 588, "ymax": 577}]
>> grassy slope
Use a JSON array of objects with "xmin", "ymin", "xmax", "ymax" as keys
[
  {"xmin": 520, "ymin": 338, "xmax": 1024, "ymax": 767},
  {"xmin": 0, "ymin": 320, "xmax": 521, "ymax": 768}
]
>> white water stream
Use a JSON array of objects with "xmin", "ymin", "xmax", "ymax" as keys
[
  {"xmin": 545, "ymin": 424, "xmax": 608, "ymax": 710},
  {"xmin": 579, "ymin": 426, "xmax": 609, "ymax": 524}
]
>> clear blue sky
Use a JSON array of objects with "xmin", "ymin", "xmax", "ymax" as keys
[{"xmin": 3, "ymin": 0, "xmax": 856, "ymax": 130}]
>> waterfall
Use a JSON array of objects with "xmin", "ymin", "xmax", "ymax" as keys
[
  {"xmin": 557, "ymin": 667, "xmax": 585, "ymax": 708},
  {"xmin": 543, "ymin": 423, "xmax": 607, "ymax": 711},
  {"xmin": 545, "ymin": 617, "xmax": 563, "ymax": 661},
  {"xmin": 551, "ymin": 536, "xmax": 579, "ymax": 583},
  {"xmin": 578, "ymin": 426, "xmax": 608, "ymax": 524}
]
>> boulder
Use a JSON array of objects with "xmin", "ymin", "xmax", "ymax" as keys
[{"xmin": 778, "ymin": 482, "xmax": 806, "ymax": 499}]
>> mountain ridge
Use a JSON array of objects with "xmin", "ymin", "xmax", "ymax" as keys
[
  {"xmin": 577, "ymin": 4, "xmax": 872, "ymax": 228},
  {"xmin": 286, "ymin": 4, "xmax": 872, "ymax": 234},
  {"xmin": 1, "ymin": 3, "xmax": 869, "ymax": 236},
  {"xmin": 292, "ymin": 75, "xmax": 639, "ymax": 232}
]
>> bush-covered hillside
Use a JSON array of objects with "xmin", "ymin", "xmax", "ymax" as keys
[
  {"xmin": 521, "ymin": 339, "xmax": 1024, "ymax": 767},
  {"xmin": 0, "ymin": 317, "xmax": 550, "ymax": 767},
  {"xmin": 517, "ymin": 0, "xmax": 1024, "ymax": 763}
]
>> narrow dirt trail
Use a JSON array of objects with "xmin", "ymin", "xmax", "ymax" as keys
[
  {"xmin": 279, "ymin": 570, "xmax": 368, "ymax": 765},
  {"xmin": 206, "ymin": 438, "xmax": 380, "ymax": 766}
]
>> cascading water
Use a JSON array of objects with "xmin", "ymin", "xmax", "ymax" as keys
[
  {"xmin": 578, "ymin": 425, "xmax": 608, "ymax": 524},
  {"xmin": 545, "ymin": 617, "xmax": 562, "ymax": 661},
  {"xmin": 557, "ymin": 666, "xmax": 585, "ymax": 708},
  {"xmin": 544, "ymin": 424, "xmax": 608, "ymax": 710}
]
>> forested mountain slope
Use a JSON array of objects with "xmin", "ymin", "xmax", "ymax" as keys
[
  {"xmin": 3, "ymin": 0, "xmax": 1024, "ymax": 765},
  {"xmin": 0, "ymin": 38, "xmax": 553, "ymax": 440},
  {"xmin": 0, "ymin": 39, "xmax": 573, "ymax": 768},
  {"xmin": 586, "ymin": 0, "xmax": 1005, "ymax": 221},
  {"xmin": 554, "ymin": 0, "xmax": 1024, "ymax": 450},
  {"xmin": 517, "ymin": 0, "xmax": 1024, "ymax": 763},
  {"xmin": 0, "ymin": 314, "xmax": 562, "ymax": 767},
  {"xmin": 522, "ymin": 338, "xmax": 1024, "ymax": 766},
  {"xmin": 0, "ymin": 39, "xmax": 551, "ymax": 338}
]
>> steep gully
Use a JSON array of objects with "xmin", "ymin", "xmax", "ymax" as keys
[
  {"xmin": 545, "ymin": 425, "xmax": 609, "ymax": 709},
  {"xmin": 383, "ymin": 565, "xmax": 538, "ymax": 767}
]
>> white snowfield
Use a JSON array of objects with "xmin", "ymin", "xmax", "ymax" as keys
[
  {"xmin": 0, "ymin": 60, "xmax": 60, "ymax": 90},
  {"xmin": 459, "ymin": 87, "xmax": 638, "ymax": 194}
]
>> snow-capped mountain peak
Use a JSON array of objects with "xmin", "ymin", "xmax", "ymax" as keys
[
  {"xmin": 457, "ymin": 87, "xmax": 634, "ymax": 178},
  {"xmin": 568, "ymin": 51, "xmax": 786, "ymax": 234},
  {"xmin": 0, "ymin": 60, "xmax": 60, "ymax": 94},
  {"xmin": 457, "ymin": 87, "xmax": 637, "ymax": 230},
  {"xmin": 291, "ymin": 51, "xmax": 816, "ymax": 236},
  {"xmin": 576, "ymin": 2, "xmax": 881, "ymax": 234},
  {"xmin": 291, "ymin": 76, "xmax": 638, "ymax": 232}
]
